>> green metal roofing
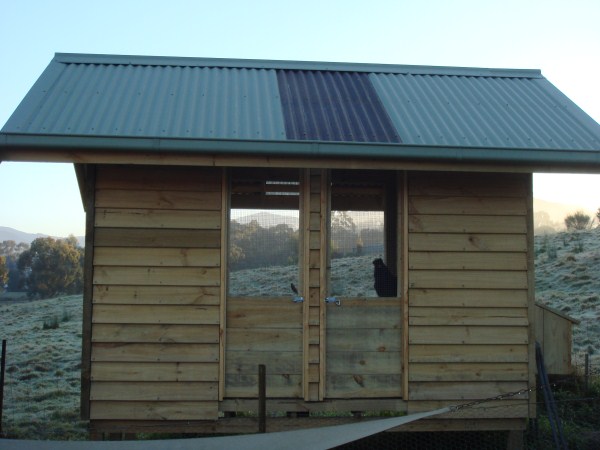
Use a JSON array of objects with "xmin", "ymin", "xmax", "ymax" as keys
[{"xmin": 1, "ymin": 53, "xmax": 599, "ymax": 167}]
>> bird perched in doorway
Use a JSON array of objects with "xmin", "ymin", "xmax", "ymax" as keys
[{"xmin": 373, "ymin": 258, "xmax": 397, "ymax": 297}]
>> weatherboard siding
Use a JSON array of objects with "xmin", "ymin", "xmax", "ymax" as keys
[
  {"xmin": 406, "ymin": 171, "xmax": 530, "ymax": 418},
  {"xmin": 84, "ymin": 164, "xmax": 533, "ymax": 426},
  {"xmin": 89, "ymin": 165, "xmax": 222, "ymax": 421}
]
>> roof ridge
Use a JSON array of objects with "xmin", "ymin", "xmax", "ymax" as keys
[{"xmin": 53, "ymin": 53, "xmax": 543, "ymax": 79}]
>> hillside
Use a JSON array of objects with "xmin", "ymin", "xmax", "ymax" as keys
[
  {"xmin": 0, "ymin": 226, "xmax": 85, "ymax": 247},
  {"xmin": 0, "ymin": 229, "xmax": 598, "ymax": 439}
]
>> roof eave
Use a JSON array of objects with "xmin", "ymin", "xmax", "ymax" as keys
[{"xmin": 1, "ymin": 133, "xmax": 599, "ymax": 171}]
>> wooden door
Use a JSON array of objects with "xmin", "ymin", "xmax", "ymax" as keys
[
  {"xmin": 324, "ymin": 170, "xmax": 403, "ymax": 399},
  {"xmin": 224, "ymin": 168, "xmax": 304, "ymax": 398},
  {"xmin": 225, "ymin": 297, "xmax": 303, "ymax": 398},
  {"xmin": 325, "ymin": 298, "xmax": 402, "ymax": 398}
]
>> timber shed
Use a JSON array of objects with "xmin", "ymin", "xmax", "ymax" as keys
[{"xmin": 1, "ymin": 53, "xmax": 600, "ymax": 437}]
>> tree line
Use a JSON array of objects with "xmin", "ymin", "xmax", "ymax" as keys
[{"xmin": 0, "ymin": 236, "xmax": 84, "ymax": 299}]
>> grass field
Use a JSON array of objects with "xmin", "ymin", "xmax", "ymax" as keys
[
  {"xmin": 0, "ymin": 295, "xmax": 86, "ymax": 439},
  {"xmin": 0, "ymin": 229, "xmax": 598, "ymax": 441}
]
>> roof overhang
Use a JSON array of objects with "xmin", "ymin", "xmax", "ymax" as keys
[{"xmin": 2, "ymin": 132, "xmax": 599, "ymax": 173}]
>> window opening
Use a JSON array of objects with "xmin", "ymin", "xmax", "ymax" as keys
[
  {"xmin": 329, "ymin": 170, "xmax": 397, "ymax": 298},
  {"xmin": 228, "ymin": 169, "xmax": 300, "ymax": 297}
]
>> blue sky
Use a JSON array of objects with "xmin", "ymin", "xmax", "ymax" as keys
[{"xmin": 1, "ymin": 0, "xmax": 599, "ymax": 236}]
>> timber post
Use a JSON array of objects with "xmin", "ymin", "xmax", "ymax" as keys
[{"xmin": 258, "ymin": 364, "xmax": 266, "ymax": 433}]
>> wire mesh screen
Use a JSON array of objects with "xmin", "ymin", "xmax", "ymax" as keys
[
  {"xmin": 228, "ymin": 209, "xmax": 300, "ymax": 296},
  {"xmin": 329, "ymin": 210, "xmax": 386, "ymax": 297}
]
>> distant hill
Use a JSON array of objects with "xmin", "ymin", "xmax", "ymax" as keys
[
  {"xmin": 232, "ymin": 211, "xmax": 300, "ymax": 229},
  {"xmin": 0, "ymin": 226, "xmax": 85, "ymax": 247}
]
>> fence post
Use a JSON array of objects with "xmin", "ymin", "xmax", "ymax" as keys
[
  {"xmin": 258, "ymin": 364, "xmax": 266, "ymax": 433},
  {"xmin": 1, "ymin": 339, "xmax": 6, "ymax": 437}
]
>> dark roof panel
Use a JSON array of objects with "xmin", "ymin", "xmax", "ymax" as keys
[{"xmin": 277, "ymin": 70, "xmax": 401, "ymax": 143}]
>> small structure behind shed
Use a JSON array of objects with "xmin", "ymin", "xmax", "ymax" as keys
[{"xmin": 535, "ymin": 302, "xmax": 580, "ymax": 375}]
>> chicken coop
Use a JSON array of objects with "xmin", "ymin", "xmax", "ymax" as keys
[{"xmin": 1, "ymin": 53, "xmax": 600, "ymax": 438}]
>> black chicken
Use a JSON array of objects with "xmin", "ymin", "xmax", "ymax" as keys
[{"xmin": 373, "ymin": 258, "xmax": 397, "ymax": 297}]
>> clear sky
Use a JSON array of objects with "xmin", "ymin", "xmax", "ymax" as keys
[{"xmin": 1, "ymin": 0, "xmax": 599, "ymax": 237}]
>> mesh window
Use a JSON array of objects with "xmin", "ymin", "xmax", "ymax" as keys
[
  {"xmin": 329, "ymin": 170, "xmax": 397, "ymax": 298},
  {"xmin": 330, "ymin": 210, "xmax": 385, "ymax": 297},
  {"xmin": 228, "ymin": 169, "xmax": 300, "ymax": 297}
]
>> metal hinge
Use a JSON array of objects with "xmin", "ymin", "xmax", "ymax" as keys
[{"xmin": 325, "ymin": 297, "xmax": 341, "ymax": 306}]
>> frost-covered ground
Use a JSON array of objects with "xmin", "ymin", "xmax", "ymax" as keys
[
  {"xmin": 0, "ymin": 229, "xmax": 598, "ymax": 439},
  {"xmin": 229, "ymin": 254, "xmax": 378, "ymax": 297},
  {"xmin": 0, "ymin": 295, "xmax": 86, "ymax": 439}
]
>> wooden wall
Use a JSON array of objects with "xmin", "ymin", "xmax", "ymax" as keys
[
  {"xmin": 88, "ymin": 165, "xmax": 222, "ymax": 421},
  {"xmin": 406, "ymin": 172, "xmax": 531, "ymax": 419},
  {"xmin": 82, "ymin": 165, "xmax": 535, "ymax": 427}
]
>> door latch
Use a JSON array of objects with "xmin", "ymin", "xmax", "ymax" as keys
[
  {"xmin": 325, "ymin": 297, "xmax": 341, "ymax": 306},
  {"xmin": 292, "ymin": 296, "xmax": 304, "ymax": 303}
]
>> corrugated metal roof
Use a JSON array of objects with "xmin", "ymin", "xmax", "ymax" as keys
[
  {"xmin": 4, "ymin": 62, "xmax": 287, "ymax": 141},
  {"xmin": 2, "ymin": 53, "xmax": 600, "ymax": 166},
  {"xmin": 370, "ymin": 73, "xmax": 597, "ymax": 149}
]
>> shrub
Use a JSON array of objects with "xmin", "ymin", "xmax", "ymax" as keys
[
  {"xmin": 61, "ymin": 308, "xmax": 72, "ymax": 323},
  {"xmin": 564, "ymin": 211, "xmax": 592, "ymax": 231}
]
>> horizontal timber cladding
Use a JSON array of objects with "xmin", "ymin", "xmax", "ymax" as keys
[
  {"xmin": 407, "ymin": 172, "xmax": 530, "ymax": 417},
  {"xmin": 93, "ymin": 286, "xmax": 220, "ymax": 305},
  {"xmin": 89, "ymin": 165, "xmax": 222, "ymax": 421},
  {"xmin": 91, "ymin": 362, "xmax": 219, "ymax": 382}
]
